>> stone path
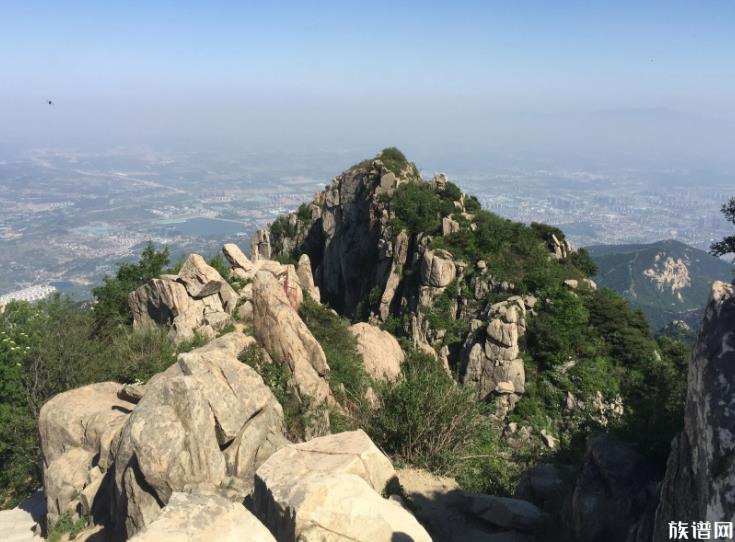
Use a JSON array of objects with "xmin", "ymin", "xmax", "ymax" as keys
[{"xmin": 0, "ymin": 491, "xmax": 45, "ymax": 542}]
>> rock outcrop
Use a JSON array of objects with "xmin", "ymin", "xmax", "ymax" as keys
[
  {"xmin": 548, "ymin": 233, "xmax": 576, "ymax": 260},
  {"xmin": 111, "ymin": 333, "xmax": 286, "ymax": 539},
  {"xmin": 251, "ymin": 229, "xmax": 272, "ymax": 261},
  {"xmin": 421, "ymin": 249, "xmax": 457, "ymax": 288},
  {"xmin": 253, "ymin": 430, "xmax": 431, "ymax": 542},
  {"xmin": 129, "ymin": 493, "xmax": 275, "ymax": 542},
  {"xmin": 462, "ymin": 296, "xmax": 533, "ymax": 416},
  {"xmin": 222, "ymin": 242, "xmax": 255, "ymax": 273},
  {"xmin": 349, "ymin": 322, "xmax": 405, "ymax": 380},
  {"xmin": 654, "ymin": 280, "xmax": 735, "ymax": 537},
  {"xmin": 379, "ymin": 230, "xmax": 409, "ymax": 321},
  {"xmin": 39, "ymin": 382, "xmax": 135, "ymax": 526},
  {"xmin": 224, "ymin": 243, "xmax": 318, "ymax": 313},
  {"xmin": 252, "ymin": 270, "xmax": 332, "ymax": 404},
  {"xmin": 261, "ymin": 156, "xmax": 422, "ymax": 318},
  {"xmin": 129, "ymin": 254, "xmax": 237, "ymax": 343},
  {"xmin": 296, "ymin": 253, "xmax": 321, "ymax": 303}
]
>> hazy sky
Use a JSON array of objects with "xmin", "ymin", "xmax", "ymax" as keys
[{"xmin": 1, "ymin": 1, "xmax": 734, "ymax": 165}]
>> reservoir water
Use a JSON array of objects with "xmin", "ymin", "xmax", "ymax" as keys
[{"xmin": 161, "ymin": 217, "xmax": 245, "ymax": 237}]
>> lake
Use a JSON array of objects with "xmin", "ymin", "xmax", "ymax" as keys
[{"xmin": 161, "ymin": 217, "xmax": 246, "ymax": 237}]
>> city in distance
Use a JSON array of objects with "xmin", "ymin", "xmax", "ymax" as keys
[{"xmin": 1, "ymin": 142, "xmax": 732, "ymax": 303}]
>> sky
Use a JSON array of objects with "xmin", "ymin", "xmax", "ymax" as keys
[{"xmin": 1, "ymin": 1, "xmax": 734, "ymax": 166}]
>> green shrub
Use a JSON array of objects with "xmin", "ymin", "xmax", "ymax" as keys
[
  {"xmin": 298, "ymin": 296, "xmax": 368, "ymax": 407},
  {"xmin": 424, "ymin": 281, "xmax": 464, "ymax": 348},
  {"xmin": 238, "ymin": 344, "xmax": 315, "ymax": 440},
  {"xmin": 296, "ymin": 203, "xmax": 313, "ymax": 225},
  {"xmin": 365, "ymin": 350, "xmax": 482, "ymax": 472},
  {"xmin": 530, "ymin": 222, "xmax": 566, "ymax": 244},
  {"xmin": 440, "ymin": 181, "xmax": 463, "ymax": 202},
  {"xmin": 710, "ymin": 195, "xmax": 735, "ymax": 260},
  {"xmin": 379, "ymin": 147, "xmax": 411, "ymax": 176},
  {"xmin": 526, "ymin": 289, "xmax": 590, "ymax": 368},
  {"xmin": 48, "ymin": 511, "xmax": 88, "ymax": 542},
  {"xmin": 464, "ymin": 195, "xmax": 482, "ymax": 213},
  {"xmin": 0, "ymin": 404, "xmax": 37, "ymax": 508},
  {"xmin": 92, "ymin": 242, "xmax": 170, "ymax": 326},
  {"xmin": 389, "ymin": 182, "xmax": 453, "ymax": 235},
  {"xmin": 568, "ymin": 248, "xmax": 598, "ymax": 277},
  {"xmin": 518, "ymin": 285, "xmax": 689, "ymax": 465},
  {"xmin": 270, "ymin": 216, "xmax": 298, "ymax": 255}
]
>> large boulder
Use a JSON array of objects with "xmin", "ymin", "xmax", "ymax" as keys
[
  {"xmin": 442, "ymin": 216, "xmax": 460, "ymax": 237},
  {"xmin": 178, "ymin": 254, "xmax": 237, "ymax": 308},
  {"xmin": 222, "ymin": 242, "xmax": 255, "ymax": 273},
  {"xmin": 255, "ymin": 430, "xmax": 396, "ymax": 493},
  {"xmin": 349, "ymin": 322, "xmax": 405, "ymax": 380},
  {"xmin": 129, "ymin": 254, "xmax": 237, "ymax": 344},
  {"xmin": 112, "ymin": 333, "xmax": 286, "ymax": 539},
  {"xmin": 253, "ymin": 430, "xmax": 430, "ymax": 542},
  {"xmin": 421, "ymin": 249, "xmax": 457, "ymax": 288},
  {"xmin": 398, "ymin": 467, "xmax": 547, "ymax": 542},
  {"xmin": 39, "ymin": 382, "xmax": 135, "ymax": 526},
  {"xmin": 129, "ymin": 492, "xmax": 275, "ymax": 542},
  {"xmin": 252, "ymin": 270, "xmax": 332, "ymax": 403},
  {"xmin": 516, "ymin": 463, "xmax": 574, "ymax": 517},
  {"xmin": 654, "ymin": 281, "xmax": 735, "ymax": 536}
]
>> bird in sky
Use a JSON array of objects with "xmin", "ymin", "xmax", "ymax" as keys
[{"xmin": 47, "ymin": 99, "xmax": 53, "ymax": 106}]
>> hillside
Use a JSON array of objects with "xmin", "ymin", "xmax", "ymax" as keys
[
  {"xmin": 587, "ymin": 239, "xmax": 732, "ymax": 331},
  {"xmin": 0, "ymin": 148, "xmax": 696, "ymax": 542}
]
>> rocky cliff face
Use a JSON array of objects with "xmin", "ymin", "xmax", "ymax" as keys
[
  {"xmin": 267, "ymin": 156, "xmax": 419, "ymax": 317},
  {"xmin": 261, "ymin": 150, "xmax": 581, "ymax": 421},
  {"xmin": 654, "ymin": 280, "xmax": 735, "ymax": 536}
]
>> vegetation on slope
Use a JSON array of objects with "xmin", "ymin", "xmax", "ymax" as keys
[
  {"xmin": 364, "ymin": 164, "xmax": 690, "ymax": 478},
  {"xmin": 385, "ymin": 180, "xmax": 592, "ymax": 294},
  {"xmin": 587, "ymin": 239, "xmax": 732, "ymax": 330},
  {"xmin": 520, "ymin": 286, "xmax": 688, "ymax": 462},
  {"xmin": 363, "ymin": 350, "xmax": 518, "ymax": 494}
]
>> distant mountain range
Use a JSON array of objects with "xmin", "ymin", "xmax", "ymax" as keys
[{"xmin": 587, "ymin": 239, "xmax": 733, "ymax": 331}]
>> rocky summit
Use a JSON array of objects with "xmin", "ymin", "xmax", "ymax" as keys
[{"xmin": 2, "ymin": 149, "xmax": 734, "ymax": 542}]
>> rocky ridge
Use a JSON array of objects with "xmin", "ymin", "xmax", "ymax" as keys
[
  {"xmin": 17, "ymin": 150, "xmax": 735, "ymax": 542},
  {"xmin": 257, "ymin": 150, "xmax": 595, "ymax": 428}
]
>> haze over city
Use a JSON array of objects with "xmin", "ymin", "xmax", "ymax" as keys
[{"xmin": 1, "ymin": 1, "xmax": 734, "ymax": 298}]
